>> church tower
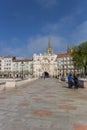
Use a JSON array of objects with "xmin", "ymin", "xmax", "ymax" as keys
[
  {"xmin": 67, "ymin": 45, "xmax": 74, "ymax": 54},
  {"xmin": 47, "ymin": 39, "xmax": 53, "ymax": 55}
]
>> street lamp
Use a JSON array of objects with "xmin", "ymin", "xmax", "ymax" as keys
[
  {"xmin": 62, "ymin": 65, "xmax": 64, "ymax": 76},
  {"xmin": 21, "ymin": 61, "xmax": 24, "ymax": 80},
  {"xmin": 73, "ymin": 62, "xmax": 76, "ymax": 75}
]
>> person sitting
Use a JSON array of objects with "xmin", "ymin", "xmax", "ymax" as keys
[
  {"xmin": 73, "ymin": 74, "xmax": 79, "ymax": 89},
  {"xmin": 68, "ymin": 74, "xmax": 73, "ymax": 88}
]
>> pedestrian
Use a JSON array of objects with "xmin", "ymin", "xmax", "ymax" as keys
[
  {"xmin": 44, "ymin": 75, "xmax": 45, "ymax": 80},
  {"xmin": 73, "ymin": 74, "xmax": 79, "ymax": 89},
  {"xmin": 68, "ymin": 74, "xmax": 73, "ymax": 88}
]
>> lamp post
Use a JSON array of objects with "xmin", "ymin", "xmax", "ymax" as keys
[
  {"xmin": 62, "ymin": 65, "xmax": 64, "ymax": 76},
  {"xmin": 73, "ymin": 62, "xmax": 76, "ymax": 75},
  {"xmin": 29, "ymin": 63, "xmax": 33, "ymax": 78},
  {"xmin": 21, "ymin": 61, "xmax": 24, "ymax": 80}
]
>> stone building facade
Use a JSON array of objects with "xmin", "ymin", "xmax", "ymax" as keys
[
  {"xmin": 0, "ymin": 40, "xmax": 78, "ymax": 79},
  {"xmin": 33, "ymin": 40, "xmax": 58, "ymax": 77},
  {"xmin": 57, "ymin": 53, "xmax": 74, "ymax": 77},
  {"xmin": 0, "ymin": 56, "xmax": 33, "ymax": 78}
]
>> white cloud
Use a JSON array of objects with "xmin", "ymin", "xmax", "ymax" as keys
[
  {"xmin": 27, "ymin": 35, "xmax": 67, "ymax": 55},
  {"xmin": 1, "ymin": 46, "xmax": 22, "ymax": 56},
  {"xmin": 1, "ymin": 20, "xmax": 87, "ymax": 58},
  {"xmin": 42, "ymin": 16, "xmax": 75, "ymax": 34},
  {"xmin": 0, "ymin": 41, "xmax": 28, "ymax": 58},
  {"xmin": 42, "ymin": 17, "xmax": 87, "ymax": 46},
  {"xmin": 71, "ymin": 20, "xmax": 87, "ymax": 44},
  {"xmin": 0, "ymin": 35, "xmax": 68, "ymax": 58}
]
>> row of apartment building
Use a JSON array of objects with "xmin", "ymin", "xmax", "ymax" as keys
[
  {"xmin": 0, "ymin": 43, "xmax": 80, "ymax": 78},
  {"xmin": 0, "ymin": 56, "xmax": 33, "ymax": 78},
  {"xmin": 0, "ymin": 54, "xmax": 80, "ymax": 79},
  {"xmin": 0, "ymin": 53, "xmax": 79, "ymax": 78}
]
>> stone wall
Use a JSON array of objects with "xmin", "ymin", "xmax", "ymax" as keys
[
  {"xmin": 0, "ymin": 78, "xmax": 38, "ymax": 91},
  {"xmin": 79, "ymin": 79, "xmax": 87, "ymax": 88}
]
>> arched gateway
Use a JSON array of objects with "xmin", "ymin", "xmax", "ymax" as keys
[
  {"xmin": 33, "ymin": 39, "xmax": 58, "ymax": 77},
  {"xmin": 43, "ymin": 71, "xmax": 49, "ymax": 78}
]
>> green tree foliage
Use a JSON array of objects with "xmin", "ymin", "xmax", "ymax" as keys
[{"xmin": 72, "ymin": 41, "xmax": 87, "ymax": 75}]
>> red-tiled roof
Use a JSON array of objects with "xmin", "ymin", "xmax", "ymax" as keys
[
  {"xmin": 13, "ymin": 58, "xmax": 33, "ymax": 62},
  {"xmin": 3, "ymin": 56, "xmax": 16, "ymax": 58},
  {"xmin": 57, "ymin": 53, "xmax": 71, "ymax": 57}
]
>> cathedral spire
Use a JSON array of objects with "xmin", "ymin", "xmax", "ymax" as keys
[
  {"xmin": 48, "ymin": 38, "xmax": 52, "ymax": 49},
  {"xmin": 47, "ymin": 38, "xmax": 53, "ymax": 55},
  {"xmin": 67, "ymin": 45, "xmax": 74, "ymax": 54}
]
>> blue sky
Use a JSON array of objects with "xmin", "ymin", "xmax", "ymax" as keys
[{"xmin": 0, "ymin": 0, "xmax": 87, "ymax": 58}]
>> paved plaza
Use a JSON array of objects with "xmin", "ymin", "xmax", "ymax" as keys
[{"xmin": 0, "ymin": 78, "xmax": 87, "ymax": 130}]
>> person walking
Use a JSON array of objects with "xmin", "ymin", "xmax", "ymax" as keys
[{"xmin": 68, "ymin": 74, "xmax": 73, "ymax": 88}]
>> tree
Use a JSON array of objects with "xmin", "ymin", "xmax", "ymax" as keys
[{"xmin": 72, "ymin": 41, "xmax": 87, "ymax": 76}]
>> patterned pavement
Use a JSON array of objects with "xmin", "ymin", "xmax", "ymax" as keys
[{"xmin": 0, "ymin": 78, "xmax": 87, "ymax": 130}]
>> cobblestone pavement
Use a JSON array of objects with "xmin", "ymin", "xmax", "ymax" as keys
[{"xmin": 0, "ymin": 78, "xmax": 87, "ymax": 130}]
